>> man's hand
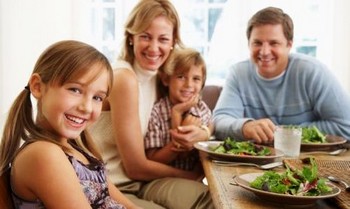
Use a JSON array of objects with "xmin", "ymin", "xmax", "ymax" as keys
[{"xmin": 242, "ymin": 119, "xmax": 275, "ymax": 144}]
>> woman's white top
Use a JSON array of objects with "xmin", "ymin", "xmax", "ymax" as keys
[{"xmin": 89, "ymin": 60, "xmax": 157, "ymax": 186}]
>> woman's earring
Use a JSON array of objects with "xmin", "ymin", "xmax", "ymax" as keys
[
  {"xmin": 129, "ymin": 42, "xmax": 133, "ymax": 46},
  {"xmin": 170, "ymin": 46, "xmax": 174, "ymax": 50}
]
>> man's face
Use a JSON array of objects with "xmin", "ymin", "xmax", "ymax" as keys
[{"xmin": 248, "ymin": 24, "xmax": 292, "ymax": 78}]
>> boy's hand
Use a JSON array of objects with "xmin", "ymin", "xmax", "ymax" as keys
[
  {"xmin": 182, "ymin": 114, "xmax": 201, "ymax": 126},
  {"xmin": 172, "ymin": 94, "xmax": 200, "ymax": 115}
]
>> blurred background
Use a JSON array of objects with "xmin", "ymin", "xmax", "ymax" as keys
[{"xmin": 1, "ymin": 0, "xmax": 350, "ymax": 120}]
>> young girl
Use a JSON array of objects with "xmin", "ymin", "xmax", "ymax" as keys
[
  {"xmin": 144, "ymin": 48, "xmax": 214, "ymax": 171},
  {"xmin": 0, "ymin": 40, "xmax": 141, "ymax": 209}
]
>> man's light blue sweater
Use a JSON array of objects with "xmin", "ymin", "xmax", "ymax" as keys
[{"xmin": 213, "ymin": 53, "xmax": 350, "ymax": 141}]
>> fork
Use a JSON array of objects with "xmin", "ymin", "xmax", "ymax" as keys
[{"xmin": 212, "ymin": 160, "xmax": 283, "ymax": 170}]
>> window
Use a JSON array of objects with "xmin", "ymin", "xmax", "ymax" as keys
[
  {"xmin": 173, "ymin": 0, "xmax": 227, "ymax": 57},
  {"xmin": 88, "ymin": 0, "xmax": 227, "ymax": 65},
  {"xmin": 88, "ymin": 0, "xmax": 332, "ymax": 84},
  {"xmin": 88, "ymin": 0, "xmax": 132, "ymax": 62}
]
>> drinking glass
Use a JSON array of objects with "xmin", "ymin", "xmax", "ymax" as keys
[{"xmin": 274, "ymin": 125, "xmax": 302, "ymax": 158}]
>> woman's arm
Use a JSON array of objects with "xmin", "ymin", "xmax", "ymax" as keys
[
  {"xmin": 145, "ymin": 144, "xmax": 180, "ymax": 165},
  {"xmin": 12, "ymin": 141, "xmax": 92, "ymax": 209},
  {"xmin": 170, "ymin": 124, "xmax": 210, "ymax": 151},
  {"xmin": 108, "ymin": 69, "xmax": 200, "ymax": 181}
]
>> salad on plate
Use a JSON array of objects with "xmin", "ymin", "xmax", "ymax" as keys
[
  {"xmin": 301, "ymin": 126, "xmax": 327, "ymax": 144},
  {"xmin": 250, "ymin": 157, "xmax": 332, "ymax": 196},
  {"xmin": 212, "ymin": 137, "xmax": 271, "ymax": 156}
]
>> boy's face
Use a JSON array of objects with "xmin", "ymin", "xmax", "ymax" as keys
[{"xmin": 167, "ymin": 65, "xmax": 204, "ymax": 104}]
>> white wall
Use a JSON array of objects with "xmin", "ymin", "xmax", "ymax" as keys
[
  {"xmin": 0, "ymin": 0, "xmax": 72, "ymax": 116},
  {"xmin": 1, "ymin": 0, "xmax": 350, "ymax": 119},
  {"xmin": 332, "ymin": 1, "xmax": 350, "ymax": 90},
  {"xmin": 0, "ymin": 0, "xmax": 81, "ymax": 136}
]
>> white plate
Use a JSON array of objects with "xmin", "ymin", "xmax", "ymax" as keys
[
  {"xmin": 234, "ymin": 172, "xmax": 341, "ymax": 206},
  {"xmin": 194, "ymin": 141, "xmax": 283, "ymax": 163},
  {"xmin": 301, "ymin": 135, "xmax": 347, "ymax": 151}
]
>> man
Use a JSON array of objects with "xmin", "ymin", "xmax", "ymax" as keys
[{"xmin": 213, "ymin": 7, "xmax": 350, "ymax": 144}]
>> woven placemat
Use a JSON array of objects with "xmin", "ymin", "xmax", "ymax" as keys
[{"xmin": 283, "ymin": 159, "xmax": 350, "ymax": 209}]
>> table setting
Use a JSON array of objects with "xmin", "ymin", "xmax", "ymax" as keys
[
  {"xmin": 195, "ymin": 126, "xmax": 350, "ymax": 209},
  {"xmin": 282, "ymin": 157, "xmax": 350, "ymax": 209}
]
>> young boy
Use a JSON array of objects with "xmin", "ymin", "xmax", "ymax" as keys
[{"xmin": 144, "ymin": 48, "xmax": 214, "ymax": 171}]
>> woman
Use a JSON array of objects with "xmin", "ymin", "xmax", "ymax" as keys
[{"xmin": 89, "ymin": 0, "xmax": 214, "ymax": 208}]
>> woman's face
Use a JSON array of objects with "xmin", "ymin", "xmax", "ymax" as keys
[{"xmin": 131, "ymin": 16, "xmax": 174, "ymax": 71}]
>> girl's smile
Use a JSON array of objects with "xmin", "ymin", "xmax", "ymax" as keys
[{"xmin": 34, "ymin": 64, "xmax": 109, "ymax": 141}]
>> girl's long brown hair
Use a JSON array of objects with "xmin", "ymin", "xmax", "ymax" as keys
[{"xmin": 0, "ymin": 40, "xmax": 113, "ymax": 175}]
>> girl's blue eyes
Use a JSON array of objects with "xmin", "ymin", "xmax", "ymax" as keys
[
  {"xmin": 69, "ymin": 88, "xmax": 81, "ymax": 94},
  {"xmin": 68, "ymin": 87, "xmax": 104, "ymax": 102}
]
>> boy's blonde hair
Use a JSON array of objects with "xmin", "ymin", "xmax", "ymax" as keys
[
  {"xmin": 162, "ymin": 48, "xmax": 207, "ymax": 82},
  {"xmin": 159, "ymin": 48, "xmax": 207, "ymax": 97}
]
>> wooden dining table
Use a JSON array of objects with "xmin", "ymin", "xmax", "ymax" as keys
[{"xmin": 200, "ymin": 146, "xmax": 350, "ymax": 209}]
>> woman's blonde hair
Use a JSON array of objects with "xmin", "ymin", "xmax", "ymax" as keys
[
  {"xmin": 119, "ymin": 0, "xmax": 184, "ymax": 63},
  {"xmin": 0, "ymin": 40, "xmax": 113, "ymax": 174}
]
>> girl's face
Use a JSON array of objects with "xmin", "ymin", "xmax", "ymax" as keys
[
  {"xmin": 34, "ymin": 64, "xmax": 110, "ymax": 141},
  {"xmin": 131, "ymin": 15, "xmax": 174, "ymax": 71},
  {"xmin": 167, "ymin": 65, "xmax": 204, "ymax": 104}
]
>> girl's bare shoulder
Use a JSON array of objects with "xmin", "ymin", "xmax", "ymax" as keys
[
  {"xmin": 15, "ymin": 141, "xmax": 68, "ymax": 168},
  {"xmin": 12, "ymin": 141, "xmax": 72, "ymax": 195}
]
